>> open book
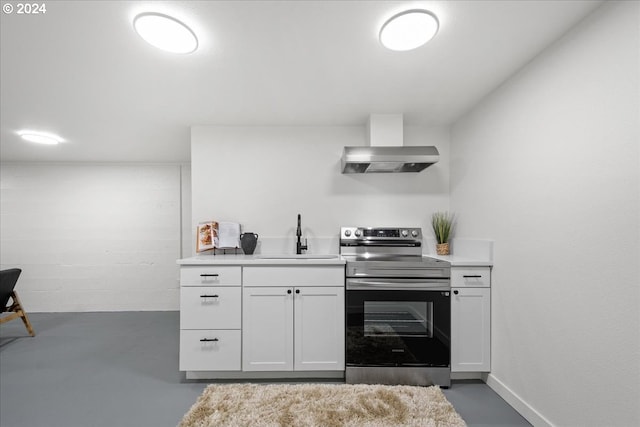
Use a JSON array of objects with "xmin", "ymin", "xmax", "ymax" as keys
[
  {"xmin": 196, "ymin": 221, "xmax": 241, "ymax": 252},
  {"xmin": 217, "ymin": 221, "xmax": 241, "ymax": 248}
]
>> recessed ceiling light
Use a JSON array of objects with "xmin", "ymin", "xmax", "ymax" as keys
[
  {"xmin": 379, "ymin": 9, "xmax": 439, "ymax": 51},
  {"xmin": 133, "ymin": 12, "xmax": 198, "ymax": 54},
  {"xmin": 18, "ymin": 130, "xmax": 64, "ymax": 145}
]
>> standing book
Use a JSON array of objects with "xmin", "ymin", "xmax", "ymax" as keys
[{"xmin": 196, "ymin": 221, "xmax": 218, "ymax": 253}]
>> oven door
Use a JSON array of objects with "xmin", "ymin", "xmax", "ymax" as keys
[{"xmin": 346, "ymin": 278, "xmax": 450, "ymax": 367}]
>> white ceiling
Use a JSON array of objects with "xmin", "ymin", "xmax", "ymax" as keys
[{"xmin": 0, "ymin": 0, "xmax": 603, "ymax": 162}]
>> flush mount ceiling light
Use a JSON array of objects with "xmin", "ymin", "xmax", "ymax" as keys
[
  {"xmin": 18, "ymin": 130, "xmax": 64, "ymax": 145},
  {"xmin": 379, "ymin": 9, "xmax": 439, "ymax": 51},
  {"xmin": 133, "ymin": 12, "xmax": 198, "ymax": 54}
]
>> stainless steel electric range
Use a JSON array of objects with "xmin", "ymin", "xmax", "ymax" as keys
[{"xmin": 340, "ymin": 226, "xmax": 452, "ymax": 387}]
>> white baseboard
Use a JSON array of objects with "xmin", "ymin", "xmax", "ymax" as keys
[
  {"xmin": 485, "ymin": 373, "xmax": 554, "ymax": 427},
  {"xmin": 185, "ymin": 371, "xmax": 345, "ymax": 380},
  {"xmin": 451, "ymin": 372, "xmax": 484, "ymax": 380}
]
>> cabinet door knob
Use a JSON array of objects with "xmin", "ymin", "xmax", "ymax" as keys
[
  {"xmin": 295, "ymin": 289, "xmax": 300, "ymax": 294},
  {"xmin": 453, "ymin": 290, "xmax": 459, "ymax": 295},
  {"xmin": 287, "ymin": 289, "xmax": 292, "ymax": 294}
]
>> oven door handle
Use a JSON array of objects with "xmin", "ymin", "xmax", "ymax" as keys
[
  {"xmin": 342, "ymin": 241, "xmax": 421, "ymax": 247},
  {"xmin": 346, "ymin": 278, "xmax": 450, "ymax": 291}
]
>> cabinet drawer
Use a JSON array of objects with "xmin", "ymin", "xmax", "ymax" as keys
[
  {"xmin": 179, "ymin": 330, "xmax": 241, "ymax": 371},
  {"xmin": 180, "ymin": 287, "xmax": 241, "ymax": 329},
  {"xmin": 451, "ymin": 267, "xmax": 491, "ymax": 288},
  {"xmin": 243, "ymin": 266, "xmax": 344, "ymax": 287},
  {"xmin": 180, "ymin": 266, "xmax": 241, "ymax": 286}
]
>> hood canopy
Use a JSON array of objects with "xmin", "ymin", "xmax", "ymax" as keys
[
  {"xmin": 341, "ymin": 146, "xmax": 439, "ymax": 173},
  {"xmin": 341, "ymin": 114, "xmax": 440, "ymax": 173}
]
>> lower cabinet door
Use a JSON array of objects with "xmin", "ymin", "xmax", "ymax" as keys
[
  {"xmin": 294, "ymin": 286, "xmax": 345, "ymax": 371},
  {"xmin": 242, "ymin": 287, "xmax": 294, "ymax": 371},
  {"xmin": 179, "ymin": 330, "xmax": 241, "ymax": 371},
  {"xmin": 451, "ymin": 287, "xmax": 491, "ymax": 372}
]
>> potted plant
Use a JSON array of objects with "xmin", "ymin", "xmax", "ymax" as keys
[{"xmin": 431, "ymin": 211, "xmax": 455, "ymax": 255}]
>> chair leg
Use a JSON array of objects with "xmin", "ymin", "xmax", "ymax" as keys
[{"xmin": 10, "ymin": 291, "xmax": 35, "ymax": 337}]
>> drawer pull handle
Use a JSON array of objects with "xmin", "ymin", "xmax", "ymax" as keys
[
  {"xmin": 200, "ymin": 274, "xmax": 219, "ymax": 277},
  {"xmin": 199, "ymin": 338, "xmax": 219, "ymax": 342},
  {"xmin": 200, "ymin": 294, "xmax": 219, "ymax": 298},
  {"xmin": 463, "ymin": 275, "xmax": 482, "ymax": 278}
]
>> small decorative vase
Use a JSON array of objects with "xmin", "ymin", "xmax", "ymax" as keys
[
  {"xmin": 240, "ymin": 233, "xmax": 259, "ymax": 255},
  {"xmin": 436, "ymin": 242, "xmax": 450, "ymax": 255}
]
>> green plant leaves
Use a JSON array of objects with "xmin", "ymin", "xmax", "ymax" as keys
[{"xmin": 431, "ymin": 211, "xmax": 455, "ymax": 244}]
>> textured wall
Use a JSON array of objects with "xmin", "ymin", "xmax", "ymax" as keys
[
  {"xmin": 0, "ymin": 163, "xmax": 185, "ymax": 312},
  {"xmin": 450, "ymin": 2, "xmax": 639, "ymax": 426}
]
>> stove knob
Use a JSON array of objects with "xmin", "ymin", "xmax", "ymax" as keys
[
  {"xmin": 354, "ymin": 229, "xmax": 362, "ymax": 237},
  {"xmin": 344, "ymin": 229, "xmax": 351, "ymax": 237},
  {"xmin": 411, "ymin": 230, "xmax": 419, "ymax": 237},
  {"xmin": 401, "ymin": 229, "xmax": 409, "ymax": 237}
]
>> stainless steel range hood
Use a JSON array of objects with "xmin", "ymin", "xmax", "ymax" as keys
[
  {"xmin": 341, "ymin": 114, "xmax": 440, "ymax": 173},
  {"xmin": 341, "ymin": 145, "xmax": 440, "ymax": 173}
]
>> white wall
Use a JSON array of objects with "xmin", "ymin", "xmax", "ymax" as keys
[
  {"xmin": 180, "ymin": 164, "xmax": 192, "ymax": 258},
  {"xmin": 0, "ymin": 163, "xmax": 185, "ymax": 312},
  {"xmin": 190, "ymin": 125, "xmax": 450, "ymax": 255},
  {"xmin": 450, "ymin": 2, "xmax": 639, "ymax": 426}
]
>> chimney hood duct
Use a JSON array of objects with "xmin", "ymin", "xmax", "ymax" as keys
[
  {"xmin": 341, "ymin": 114, "xmax": 440, "ymax": 173},
  {"xmin": 341, "ymin": 145, "xmax": 440, "ymax": 173}
]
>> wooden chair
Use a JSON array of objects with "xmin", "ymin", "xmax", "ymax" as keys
[{"xmin": 0, "ymin": 268, "xmax": 35, "ymax": 336}]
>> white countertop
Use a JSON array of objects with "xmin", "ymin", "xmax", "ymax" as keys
[
  {"xmin": 177, "ymin": 254, "xmax": 346, "ymax": 266},
  {"xmin": 424, "ymin": 238, "xmax": 493, "ymax": 267},
  {"xmin": 177, "ymin": 254, "xmax": 489, "ymax": 267},
  {"xmin": 427, "ymin": 255, "xmax": 493, "ymax": 267}
]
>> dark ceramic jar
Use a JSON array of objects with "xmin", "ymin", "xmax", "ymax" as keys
[{"xmin": 240, "ymin": 233, "xmax": 258, "ymax": 255}]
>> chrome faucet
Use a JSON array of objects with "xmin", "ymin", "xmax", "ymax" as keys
[{"xmin": 296, "ymin": 214, "xmax": 308, "ymax": 254}]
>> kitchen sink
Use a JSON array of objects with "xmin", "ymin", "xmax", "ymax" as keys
[{"xmin": 255, "ymin": 254, "xmax": 340, "ymax": 260}]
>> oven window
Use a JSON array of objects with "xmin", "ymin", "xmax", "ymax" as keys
[
  {"xmin": 364, "ymin": 301, "xmax": 432, "ymax": 338},
  {"xmin": 346, "ymin": 288, "xmax": 450, "ymax": 367}
]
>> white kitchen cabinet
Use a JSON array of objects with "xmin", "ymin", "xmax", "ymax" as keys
[
  {"xmin": 243, "ymin": 285, "xmax": 345, "ymax": 372},
  {"xmin": 294, "ymin": 286, "xmax": 345, "ymax": 371},
  {"xmin": 451, "ymin": 267, "xmax": 491, "ymax": 288},
  {"xmin": 242, "ymin": 266, "xmax": 345, "ymax": 372},
  {"xmin": 179, "ymin": 329, "xmax": 241, "ymax": 371},
  {"xmin": 242, "ymin": 266, "xmax": 344, "ymax": 287},
  {"xmin": 242, "ymin": 286, "xmax": 294, "ymax": 371},
  {"xmin": 179, "ymin": 266, "xmax": 242, "ymax": 372},
  {"xmin": 180, "ymin": 286, "xmax": 241, "ymax": 330},
  {"xmin": 451, "ymin": 267, "xmax": 491, "ymax": 372},
  {"xmin": 180, "ymin": 266, "xmax": 242, "ymax": 286}
]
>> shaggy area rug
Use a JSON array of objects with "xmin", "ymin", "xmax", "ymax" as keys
[{"xmin": 178, "ymin": 383, "xmax": 467, "ymax": 427}]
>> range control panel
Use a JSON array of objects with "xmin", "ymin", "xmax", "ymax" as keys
[{"xmin": 340, "ymin": 227, "xmax": 421, "ymax": 241}]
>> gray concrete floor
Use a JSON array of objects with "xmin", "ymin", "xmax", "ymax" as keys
[{"xmin": 0, "ymin": 312, "xmax": 530, "ymax": 427}]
